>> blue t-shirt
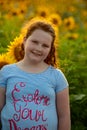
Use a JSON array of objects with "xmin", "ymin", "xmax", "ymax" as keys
[{"xmin": 0, "ymin": 64, "xmax": 68, "ymax": 130}]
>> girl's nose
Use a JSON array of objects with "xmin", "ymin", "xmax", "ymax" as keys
[{"xmin": 36, "ymin": 44, "xmax": 42, "ymax": 51}]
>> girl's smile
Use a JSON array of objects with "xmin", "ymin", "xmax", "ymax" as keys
[{"xmin": 31, "ymin": 50, "xmax": 42, "ymax": 56}]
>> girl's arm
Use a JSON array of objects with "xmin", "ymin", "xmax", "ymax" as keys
[
  {"xmin": 56, "ymin": 88, "xmax": 71, "ymax": 130},
  {"xmin": 0, "ymin": 87, "xmax": 6, "ymax": 113}
]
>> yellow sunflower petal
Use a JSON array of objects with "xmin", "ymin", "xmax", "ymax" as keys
[
  {"xmin": 7, "ymin": 34, "xmax": 24, "ymax": 62},
  {"xmin": 0, "ymin": 53, "xmax": 14, "ymax": 69}
]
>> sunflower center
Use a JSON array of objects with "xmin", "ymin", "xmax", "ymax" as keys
[
  {"xmin": 52, "ymin": 18, "xmax": 58, "ymax": 25},
  {"xmin": 66, "ymin": 21, "xmax": 71, "ymax": 26},
  {"xmin": 40, "ymin": 11, "xmax": 47, "ymax": 17}
]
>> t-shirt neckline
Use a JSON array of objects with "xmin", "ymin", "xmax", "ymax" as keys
[{"xmin": 14, "ymin": 63, "xmax": 52, "ymax": 75}]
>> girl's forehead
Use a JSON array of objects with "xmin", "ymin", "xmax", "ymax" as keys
[{"xmin": 30, "ymin": 29, "xmax": 53, "ymax": 40}]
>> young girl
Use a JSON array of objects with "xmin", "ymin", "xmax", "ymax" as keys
[{"xmin": 0, "ymin": 20, "xmax": 71, "ymax": 130}]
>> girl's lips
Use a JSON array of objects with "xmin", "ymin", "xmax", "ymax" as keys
[{"xmin": 32, "ymin": 51, "xmax": 42, "ymax": 56}]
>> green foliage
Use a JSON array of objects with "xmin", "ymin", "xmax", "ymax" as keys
[
  {"xmin": 0, "ymin": 16, "xmax": 23, "ymax": 51},
  {"xmin": 59, "ymin": 29, "xmax": 87, "ymax": 92},
  {"xmin": 71, "ymin": 95, "xmax": 87, "ymax": 130},
  {"xmin": 58, "ymin": 29, "xmax": 87, "ymax": 130}
]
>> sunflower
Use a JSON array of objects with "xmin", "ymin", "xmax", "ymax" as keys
[
  {"xmin": 65, "ymin": 32, "xmax": 79, "ymax": 40},
  {"xmin": 0, "ymin": 53, "xmax": 14, "ymax": 69},
  {"xmin": 9, "ymin": 1, "xmax": 27, "ymax": 18},
  {"xmin": 63, "ymin": 16, "xmax": 76, "ymax": 30},
  {"xmin": 36, "ymin": 6, "xmax": 50, "ymax": 18},
  {"xmin": 48, "ymin": 13, "xmax": 62, "ymax": 27},
  {"xmin": 7, "ymin": 34, "xmax": 24, "ymax": 62}
]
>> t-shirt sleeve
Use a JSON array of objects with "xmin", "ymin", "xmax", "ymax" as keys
[
  {"xmin": 0, "ymin": 66, "xmax": 8, "ymax": 88},
  {"xmin": 55, "ymin": 69, "xmax": 69, "ymax": 93}
]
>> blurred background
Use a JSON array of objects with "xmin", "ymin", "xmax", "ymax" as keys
[{"xmin": 0, "ymin": 0, "xmax": 87, "ymax": 129}]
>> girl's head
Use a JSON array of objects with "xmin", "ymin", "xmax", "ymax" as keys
[{"xmin": 22, "ymin": 20, "xmax": 58, "ymax": 67}]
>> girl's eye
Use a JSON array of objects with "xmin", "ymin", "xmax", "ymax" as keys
[
  {"xmin": 43, "ymin": 44, "xmax": 49, "ymax": 48},
  {"xmin": 32, "ymin": 40, "xmax": 38, "ymax": 44}
]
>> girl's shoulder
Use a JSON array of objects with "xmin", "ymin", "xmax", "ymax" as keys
[
  {"xmin": 50, "ymin": 66, "xmax": 63, "ymax": 75},
  {"xmin": 0, "ymin": 64, "xmax": 16, "ymax": 72},
  {"xmin": 50, "ymin": 66, "xmax": 69, "ymax": 92},
  {"xmin": 50, "ymin": 66, "xmax": 68, "ymax": 82}
]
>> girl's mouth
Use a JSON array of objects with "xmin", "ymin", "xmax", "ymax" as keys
[{"xmin": 32, "ymin": 51, "xmax": 42, "ymax": 56}]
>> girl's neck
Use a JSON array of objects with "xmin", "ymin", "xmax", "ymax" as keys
[
  {"xmin": 16, "ymin": 59, "xmax": 49, "ymax": 73},
  {"xmin": 20, "ymin": 59, "xmax": 46, "ymax": 67}
]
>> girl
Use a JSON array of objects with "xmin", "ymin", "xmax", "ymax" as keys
[{"xmin": 0, "ymin": 20, "xmax": 71, "ymax": 130}]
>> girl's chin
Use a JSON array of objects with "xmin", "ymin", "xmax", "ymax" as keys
[{"xmin": 29, "ymin": 58, "xmax": 43, "ymax": 64}]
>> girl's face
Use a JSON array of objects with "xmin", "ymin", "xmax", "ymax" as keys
[{"xmin": 23, "ymin": 29, "xmax": 53, "ymax": 64}]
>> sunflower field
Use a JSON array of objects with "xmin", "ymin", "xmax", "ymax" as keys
[{"xmin": 0, "ymin": 0, "xmax": 87, "ymax": 129}]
